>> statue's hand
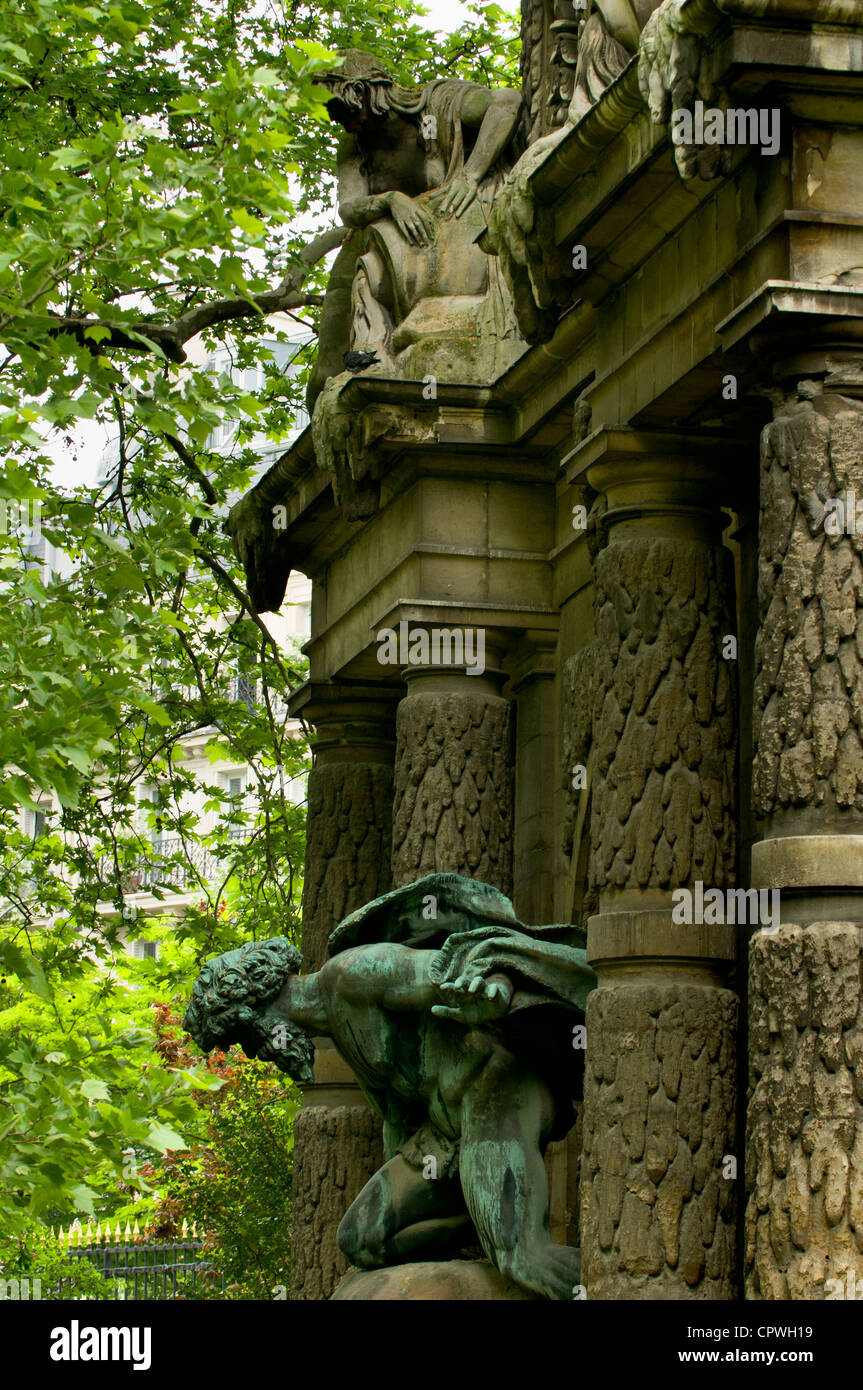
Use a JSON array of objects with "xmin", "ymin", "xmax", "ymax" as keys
[
  {"xmin": 428, "ymin": 170, "xmax": 479, "ymax": 220},
  {"xmin": 387, "ymin": 191, "xmax": 435, "ymax": 247},
  {"xmin": 431, "ymin": 972, "xmax": 513, "ymax": 1025}
]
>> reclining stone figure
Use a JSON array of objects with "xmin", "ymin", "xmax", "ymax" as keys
[
  {"xmin": 307, "ymin": 50, "xmax": 525, "ymax": 406},
  {"xmin": 183, "ymin": 872, "xmax": 595, "ymax": 1301}
]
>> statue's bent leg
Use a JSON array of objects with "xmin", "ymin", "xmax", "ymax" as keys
[
  {"xmin": 337, "ymin": 1153, "xmax": 472, "ymax": 1270},
  {"xmin": 459, "ymin": 1051, "xmax": 582, "ymax": 1300}
]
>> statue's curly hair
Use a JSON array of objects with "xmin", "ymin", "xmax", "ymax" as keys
[{"xmin": 183, "ymin": 938, "xmax": 314, "ymax": 1085}]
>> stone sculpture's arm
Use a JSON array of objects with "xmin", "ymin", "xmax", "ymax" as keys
[
  {"xmin": 335, "ymin": 134, "xmax": 388, "ymax": 227},
  {"xmin": 321, "ymin": 942, "xmax": 512, "ymax": 1023},
  {"xmin": 430, "ymin": 86, "xmax": 522, "ymax": 219},
  {"xmin": 336, "ymin": 134, "xmax": 436, "ymax": 247}
]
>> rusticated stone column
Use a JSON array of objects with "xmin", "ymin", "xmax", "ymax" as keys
[
  {"xmin": 576, "ymin": 434, "xmax": 739, "ymax": 1299},
  {"xmin": 746, "ymin": 355, "xmax": 863, "ymax": 1301},
  {"xmin": 391, "ymin": 641, "xmax": 514, "ymax": 892},
  {"xmin": 289, "ymin": 683, "xmax": 396, "ymax": 1300},
  {"xmin": 290, "ymin": 1104, "xmax": 384, "ymax": 1302}
]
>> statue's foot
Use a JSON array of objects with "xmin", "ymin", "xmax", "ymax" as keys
[{"xmin": 503, "ymin": 1241, "xmax": 582, "ymax": 1301}]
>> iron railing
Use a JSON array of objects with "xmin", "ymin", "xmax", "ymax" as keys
[
  {"xmin": 54, "ymin": 1222, "xmax": 224, "ymax": 1300},
  {"xmin": 100, "ymin": 827, "xmax": 249, "ymax": 894},
  {"xmin": 64, "ymin": 1239, "xmax": 224, "ymax": 1299}
]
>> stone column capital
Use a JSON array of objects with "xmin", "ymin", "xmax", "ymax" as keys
[
  {"xmin": 370, "ymin": 607, "xmax": 516, "ymax": 694},
  {"xmin": 289, "ymin": 679, "xmax": 398, "ymax": 763},
  {"xmin": 507, "ymin": 628, "xmax": 559, "ymax": 692},
  {"xmin": 564, "ymin": 428, "xmax": 751, "ymax": 544},
  {"xmin": 716, "ymin": 286, "xmax": 863, "ymax": 368}
]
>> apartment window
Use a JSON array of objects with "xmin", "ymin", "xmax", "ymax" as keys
[
  {"xmin": 130, "ymin": 940, "xmax": 158, "ymax": 961},
  {"xmin": 141, "ymin": 786, "xmax": 163, "ymax": 840},
  {"xmin": 233, "ymin": 674, "xmax": 256, "ymax": 711}
]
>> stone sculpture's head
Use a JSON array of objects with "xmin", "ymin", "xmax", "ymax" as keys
[
  {"xmin": 313, "ymin": 49, "xmax": 396, "ymax": 132},
  {"xmin": 183, "ymin": 937, "xmax": 314, "ymax": 1085}
]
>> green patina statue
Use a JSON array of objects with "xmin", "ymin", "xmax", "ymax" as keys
[{"xmin": 183, "ymin": 872, "xmax": 595, "ymax": 1300}]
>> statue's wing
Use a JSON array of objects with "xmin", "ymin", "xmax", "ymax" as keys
[{"xmin": 328, "ymin": 872, "xmax": 526, "ymax": 956}]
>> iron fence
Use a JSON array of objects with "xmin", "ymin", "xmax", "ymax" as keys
[
  {"xmin": 99, "ymin": 826, "xmax": 249, "ymax": 894},
  {"xmin": 54, "ymin": 1223, "xmax": 225, "ymax": 1300},
  {"xmin": 64, "ymin": 1238, "xmax": 224, "ymax": 1300}
]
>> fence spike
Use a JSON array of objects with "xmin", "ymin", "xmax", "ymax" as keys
[
  {"xmin": 133, "ymin": 1220, "xmax": 140, "ymax": 1240},
  {"xmin": 84, "ymin": 1223, "xmax": 93, "ymax": 1245},
  {"xmin": 124, "ymin": 1222, "xmax": 132, "ymax": 1244},
  {"xmin": 181, "ymin": 1218, "xmax": 188, "ymax": 1238}
]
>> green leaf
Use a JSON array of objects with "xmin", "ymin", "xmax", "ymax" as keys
[
  {"xmin": 80, "ymin": 1078, "xmax": 111, "ymax": 1101},
  {"xmin": 146, "ymin": 1122, "xmax": 185, "ymax": 1154}
]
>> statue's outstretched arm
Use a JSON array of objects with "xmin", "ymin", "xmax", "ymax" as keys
[
  {"xmin": 322, "ymin": 942, "xmax": 442, "ymax": 1011},
  {"xmin": 459, "ymin": 86, "xmax": 522, "ymax": 182},
  {"xmin": 321, "ymin": 942, "xmax": 511, "ymax": 1022},
  {"xmin": 431, "ymin": 86, "xmax": 521, "ymax": 220}
]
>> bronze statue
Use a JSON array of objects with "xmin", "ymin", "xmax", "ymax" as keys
[{"xmin": 184, "ymin": 872, "xmax": 595, "ymax": 1300}]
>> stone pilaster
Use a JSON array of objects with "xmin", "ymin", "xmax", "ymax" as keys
[
  {"xmin": 391, "ymin": 639, "xmax": 514, "ymax": 892},
  {"xmin": 746, "ymin": 353, "xmax": 863, "ymax": 1300},
  {"xmin": 575, "ymin": 434, "xmax": 739, "ymax": 1299},
  {"xmin": 509, "ymin": 629, "xmax": 558, "ymax": 926},
  {"xmin": 289, "ymin": 683, "xmax": 396, "ymax": 1301}
]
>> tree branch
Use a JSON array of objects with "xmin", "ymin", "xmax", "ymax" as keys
[
  {"xmin": 41, "ymin": 224, "xmax": 346, "ymax": 362},
  {"xmin": 194, "ymin": 546, "xmax": 300, "ymax": 694}
]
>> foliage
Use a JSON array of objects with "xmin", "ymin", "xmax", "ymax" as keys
[
  {"xmin": 0, "ymin": 1223, "xmax": 110, "ymax": 1299},
  {"xmin": 0, "ymin": 0, "xmax": 518, "ymax": 1233},
  {"xmin": 148, "ymin": 1005, "xmax": 298, "ymax": 1301},
  {"xmin": 0, "ymin": 917, "xmax": 232, "ymax": 1229}
]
